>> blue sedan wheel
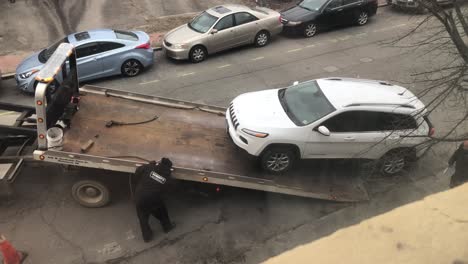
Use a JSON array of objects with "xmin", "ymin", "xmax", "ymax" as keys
[{"xmin": 121, "ymin": 59, "xmax": 143, "ymax": 77}]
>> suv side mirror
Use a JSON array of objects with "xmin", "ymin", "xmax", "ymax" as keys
[
  {"xmin": 317, "ymin": 126, "xmax": 331, "ymax": 136},
  {"xmin": 211, "ymin": 29, "xmax": 218, "ymax": 34}
]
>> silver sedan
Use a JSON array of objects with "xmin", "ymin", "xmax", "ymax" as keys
[
  {"xmin": 15, "ymin": 29, "xmax": 154, "ymax": 93},
  {"xmin": 163, "ymin": 5, "xmax": 283, "ymax": 63}
]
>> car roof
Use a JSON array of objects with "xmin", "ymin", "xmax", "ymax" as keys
[
  {"xmin": 206, "ymin": 4, "xmax": 252, "ymax": 16},
  {"xmin": 316, "ymin": 77, "xmax": 426, "ymax": 112},
  {"xmin": 67, "ymin": 29, "xmax": 116, "ymax": 44}
]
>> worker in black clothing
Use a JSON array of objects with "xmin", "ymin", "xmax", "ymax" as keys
[
  {"xmin": 449, "ymin": 141, "xmax": 468, "ymax": 188},
  {"xmin": 134, "ymin": 157, "xmax": 176, "ymax": 242}
]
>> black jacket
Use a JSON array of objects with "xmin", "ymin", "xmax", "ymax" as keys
[
  {"xmin": 134, "ymin": 159, "xmax": 174, "ymax": 200},
  {"xmin": 449, "ymin": 143, "xmax": 468, "ymax": 176}
]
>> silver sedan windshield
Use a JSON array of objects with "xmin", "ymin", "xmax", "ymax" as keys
[{"xmin": 189, "ymin": 12, "xmax": 219, "ymax": 33}]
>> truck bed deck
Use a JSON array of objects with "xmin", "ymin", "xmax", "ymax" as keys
[{"xmin": 59, "ymin": 86, "xmax": 368, "ymax": 202}]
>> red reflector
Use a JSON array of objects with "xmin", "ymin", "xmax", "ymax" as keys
[
  {"xmin": 429, "ymin": 127, "xmax": 435, "ymax": 137},
  {"xmin": 136, "ymin": 42, "xmax": 151, "ymax": 49},
  {"xmin": 216, "ymin": 187, "xmax": 221, "ymax": 192}
]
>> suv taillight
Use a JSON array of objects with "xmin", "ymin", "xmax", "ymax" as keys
[
  {"xmin": 136, "ymin": 42, "xmax": 151, "ymax": 49},
  {"xmin": 424, "ymin": 115, "xmax": 435, "ymax": 137},
  {"xmin": 279, "ymin": 15, "xmax": 282, "ymax": 23}
]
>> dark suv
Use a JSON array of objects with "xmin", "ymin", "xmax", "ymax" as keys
[{"xmin": 280, "ymin": 0, "xmax": 378, "ymax": 37}]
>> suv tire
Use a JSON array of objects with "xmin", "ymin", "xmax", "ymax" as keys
[
  {"xmin": 379, "ymin": 149, "xmax": 408, "ymax": 176},
  {"xmin": 261, "ymin": 147, "xmax": 296, "ymax": 174}
]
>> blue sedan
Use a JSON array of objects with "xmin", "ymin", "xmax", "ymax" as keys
[{"xmin": 15, "ymin": 29, "xmax": 154, "ymax": 93}]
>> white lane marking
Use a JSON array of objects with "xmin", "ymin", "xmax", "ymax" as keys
[
  {"xmin": 218, "ymin": 64, "xmax": 232, "ymax": 68},
  {"xmin": 139, "ymin": 79, "xmax": 160, "ymax": 85},
  {"xmin": 287, "ymin": 48, "xmax": 302, "ymax": 53},
  {"xmin": 360, "ymin": 57, "xmax": 373, "ymax": 63},
  {"xmin": 356, "ymin": 33, "xmax": 367, "ymax": 38},
  {"xmin": 252, "ymin": 56, "xmax": 264, "ymax": 61},
  {"xmin": 180, "ymin": 72, "xmax": 195, "ymax": 77},
  {"xmin": 373, "ymin": 23, "xmax": 408, "ymax": 33},
  {"xmin": 306, "ymin": 44, "xmax": 315, "ymax": 48},
  {"xmin": 338, "ymin": 35, "xmax": 352, "ymax": 41},
  {"xmin": 323, "ymin": 66, "xmax": 339, "ymax": 73}
]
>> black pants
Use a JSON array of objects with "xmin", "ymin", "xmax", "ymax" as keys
[
  {"xmin": 450, "ymin": 172, "xmax": 468, "ymax": 188},
  {"xmin": 136, "ymin": 195, "xmax": 171, "ymax": 241}
]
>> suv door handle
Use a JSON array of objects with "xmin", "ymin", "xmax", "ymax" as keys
[{"xmin": 344, "ymin": 137, "xmax": 355, "ymax": 141}]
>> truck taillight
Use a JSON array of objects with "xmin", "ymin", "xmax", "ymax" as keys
[{"xmin": 136, "ymin": 42, "xmax": 151, "ymax": 49}]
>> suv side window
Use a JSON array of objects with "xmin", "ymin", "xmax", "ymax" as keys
[
  {"xmin": 326, "ymin": 0, "xmax": 344, "ymax": 10},
  {"xmin": 76, "ymin": 42, "xmax": 100, "ymax": 58},
  {"xmin": 214, "ymin": 14, "xmax": 234, "ymax": 31},
  {"xmin": 234, "ymin": 12, "xmax": 258, "ymax": 26},
  {"xmin": 321, "ymin": 111, "xmax": 380, "ymax": 132},
  {"xmin": 378, "ymin": 113, "xmax": 418, "ymax": 130},
  {"xmin": 322, "ymin": 111, "xmax": 419, "ymax": 133},
  {"xmin": 100, "ymin": 42, "xmax": 125, "ymax": 52}
]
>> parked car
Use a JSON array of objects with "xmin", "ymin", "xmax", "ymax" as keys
[
  {"xmin": 280, "ymin": 0, "xmax": 378, "ymax": 38},
  {"xmin": 226, "ymin": 77, "xmax": 434, "ymax": 175},
  {"xmin": 163, "ymin": 4, "xmax": 283, "ymax": 63},
  {"xmin": 389, "ymin": 0, "xmax": 452, "ymax": 12},
  {"xmin": 15, "ymin": 29, "xmax": 153, "ymax": 93}
]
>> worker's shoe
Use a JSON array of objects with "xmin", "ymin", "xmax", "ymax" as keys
[
  {"xmin": 163, "ymin": 222, "xmax": 176, "ymax": 233},
  {"xmin": 19, "ymin": 251, "xmax": 29, "ymax": 264},
  {"xmin": 142, "ymin": 231, "xmax": 153, "ymax": 243}
]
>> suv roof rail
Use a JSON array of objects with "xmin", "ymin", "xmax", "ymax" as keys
[
  {"xmin": 327, "ymin": 78, "xmax": 342, "ymax": 81},
  {"xmin": 345, "ymin": 103, "xmax": 416, "ymax": 109},
  {"xmin": 378, "ymin": 81, "xmax": 393, "ymax": 86}
]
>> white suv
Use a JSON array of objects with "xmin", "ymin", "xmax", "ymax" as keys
[{"xmin": 226, "ymin": 78, "xmax": 434, "ymax": 175}]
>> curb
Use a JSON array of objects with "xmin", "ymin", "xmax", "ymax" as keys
[{"xmin": 1, "ymin": 73, "xmax": 15, "ymax": 80}]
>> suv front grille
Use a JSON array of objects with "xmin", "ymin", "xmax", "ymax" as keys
[{"xmin": 229, "ymin": 103, "xmax": 239, "ymax": 130}]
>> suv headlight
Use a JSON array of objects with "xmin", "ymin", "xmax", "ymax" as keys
[
  {"xmin": 242, "ymin": 128, "xmax": 269, "ymax": 138},
  {"xmin": 19, "ymin": 69, "xmax": 39, "ymax": 79},
  {"xmin": 173, "ymin": 43, "xmax": 189, "ymax": 49}
]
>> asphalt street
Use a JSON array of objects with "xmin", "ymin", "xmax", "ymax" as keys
[{"xmin": 0, "ymin": 6, "xmax": 465, "ymax": 264}]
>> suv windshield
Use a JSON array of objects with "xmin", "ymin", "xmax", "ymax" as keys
[
  {"xmin": 38, "ymin": 37, "xmax": 69, "ymax": 63},
  {"xmin": 279, "ymin": 81, "xmax": 335, "ymax": 126},
  {"xmin": 188, "ymin": 12, "xmax": 219, "ymax": 33},
  {"xmin": 298, "ymin": 0, "xmax": 329, "ymax": 11}
]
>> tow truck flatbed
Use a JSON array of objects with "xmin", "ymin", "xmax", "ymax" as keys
[
  {"xmin": 29, "ymin": 43, "xmax": 369, "ymax": 206},
  {"xmin": 35, "ymin": 85, "xmax": 369, "ymax": 202}
]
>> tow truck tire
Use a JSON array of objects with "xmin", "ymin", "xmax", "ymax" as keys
[
  {"xmin": 261, "ymin": 147, "xmax": 296, "ymax": 174},
  {"xmin": 71, "ymin": 179, "xmax": 110, "ymax": 208}
]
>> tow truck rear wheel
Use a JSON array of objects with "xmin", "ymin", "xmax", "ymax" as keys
[
  {"xmin": 261, "ymin": 147, "xmax": 296, "ymax": 174},
  {"xmin": 71, "ymin": 179, "xmax": 110, "ymax": 208}
]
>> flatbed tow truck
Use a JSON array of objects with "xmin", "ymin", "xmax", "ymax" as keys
[{"xmin": 1, "ymin": 43, "xmax": 369, "ymax": 207}]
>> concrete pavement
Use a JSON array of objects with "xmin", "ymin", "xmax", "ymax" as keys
[{"xmin": 0, "ymin": 6, "xmax": 465, "ymax": 264}]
